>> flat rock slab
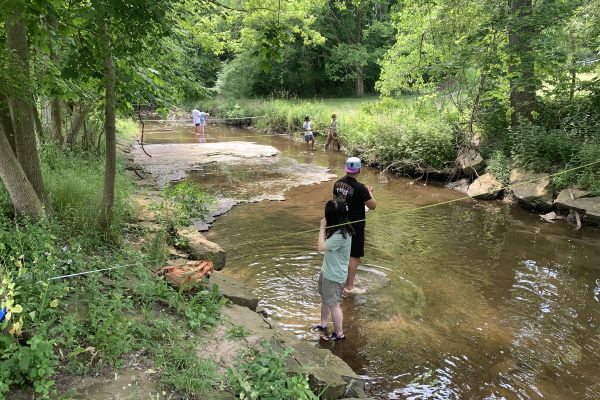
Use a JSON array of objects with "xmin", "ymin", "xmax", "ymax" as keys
[
  {"xmin": 197, "ymin": 304, "xmax": 366, "ymax": 399},
  {"xmin": 209, "ymin": 271, "xmax": 259, "ymax": 311},
  {"xmin": 131, "ymin": 142, "xmax": 279, "ymax": 187},
  {"xmin": 467, "ymin": 173, "xmax": 502, "ymax": 200},
  {"xmin": 60, "ymin": 368, "xmax": 163, "ymax": 400},
  {"xmin": 555, "ymin": 189, "xmax": 600, "ymax": 224},
  {"xmin": 510, "ymin": 169, "xmax": 554, "ymax": 211}
]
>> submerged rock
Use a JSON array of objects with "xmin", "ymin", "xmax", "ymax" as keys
[
  {"xmin": 446, "ymin": 178, "xmax": 470, "ymax": 194},
  {"xmin": 510, "ymin": 169, "xmax": 554, "ymax": 211},
  {"xmin": 467, "ymin": 173, "xmax": 502, "ymax": 200}
]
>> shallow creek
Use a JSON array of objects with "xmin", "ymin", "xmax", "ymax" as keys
[{"xmin": 144, "ymin": 123, "xmax": 600, "ymax": 399}]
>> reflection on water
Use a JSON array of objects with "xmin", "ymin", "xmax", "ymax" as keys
[{"xmin": 144, "ymin": 123, "xmax": 600, "ymax": 399}]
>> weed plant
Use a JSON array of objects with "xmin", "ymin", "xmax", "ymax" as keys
[{"xmin": 227, "ymin": 341, "xmax": 318, "ymax": 400}]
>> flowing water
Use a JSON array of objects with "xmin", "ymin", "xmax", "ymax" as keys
[{"xmin": 144, "ymin": 122, "xmax": 600, "ymax": 399}]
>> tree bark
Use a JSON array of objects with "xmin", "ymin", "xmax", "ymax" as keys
[
  {"xmin": 32, "ymin": 103, "xmax": 44, "ymax": 141},
  {"xmin": 0, "ymin": 94, "xmax": 16, "ymax": 152},
  {"xmin": 508, "ymin": 0, "xmax": 536, "ymax": 127},
  {"xmin": 5, "ymin": 12, "xmax": 50, "ymax": 213},
  {"xmin": 96, "ymin": 3, "xmax": 117, "ymax": 231},
  {"xmin": 51, "ymin": 99, "xmax": 64, "ymax": 143},
  {"xmin": 355, "ymin": 68, "xmax": 364, "ymax": 97},
  {"xmin": 64, "ymin": 103, "xmax": 86, "ymax": 148},
  {"xmin": 0, "ymin": 129, "xmax": 44, "ymax": 219}
]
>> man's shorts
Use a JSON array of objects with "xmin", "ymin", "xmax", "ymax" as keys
[
  {"xmin": 304, "ymin": 133, "xmax": 314, "ymax": 142},
  {"xmin": 350, "ymin": 224, "xmax": 365, "ymax": 258},
  {"xmin": 318, "ymin": 273, "xmax": 344, "ymax": 306}
]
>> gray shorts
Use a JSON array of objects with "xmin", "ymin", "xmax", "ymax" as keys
[
  {"xmin": 318, "ymin": 273, "xmax": 344, "ymax": 306},
  {"xmin": 304, "ymin": 133, "xmax": 314, "ymax": 142}
]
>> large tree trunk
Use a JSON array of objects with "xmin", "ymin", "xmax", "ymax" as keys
[
  {"xmin": 508, "ymin": 0, "xmax": 536, "ymax": 127},
  {"xmin": 48, "ymin": 15, "xmax": 64, "ymax": 143},
  {"xmin": 51, "ymin": 99, "xmax": 64, "ymax": 142},
  {"xmin": 0, "ymin": 129, "xmax": 44, "ymax": 219},
  {"xmin": 5, "ymin": 13, "xmax": 50, "ymax": 213},
  {"xmin": 355, "ymin": 68, "xmax": 364, "ymax": 97},
  {"xmin": 0, "ymin": 94, "xmax": 16, "ymax": 152},
  {"xmin": 96, "ymin": 4, "xmax": 117, "ymax": 231}
]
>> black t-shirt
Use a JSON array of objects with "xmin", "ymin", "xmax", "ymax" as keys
[{"xmin": 333, "ymin": 176, "xmax": 372, "ymax": 227}]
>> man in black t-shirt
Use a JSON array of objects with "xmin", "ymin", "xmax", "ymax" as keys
[{"xmin": 333, "ymin": 157, "xmax": 377, "ymax": 295}]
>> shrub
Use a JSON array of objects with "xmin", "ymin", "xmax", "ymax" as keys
[{"xmin": 227, "ymin": 342, "xmax": 317, "ymax": 400}]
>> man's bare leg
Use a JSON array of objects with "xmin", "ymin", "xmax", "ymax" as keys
[
  {"xmin": 345, "ymin": 257, "xmax": 359, "ymax": 291},
  {"xmin": 329, "ymin": 304, "xmax": 344, "ymax": 336}
]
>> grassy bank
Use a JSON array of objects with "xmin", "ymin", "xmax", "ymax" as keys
[
  {"xmin": 209, "ymin": 96, "xmax": 600, "ymax": 194},
  {"xmin": 0, "ymin": 119, "xmax": 316, "ymax": 399}
]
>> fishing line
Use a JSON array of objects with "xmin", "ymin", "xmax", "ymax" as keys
[
  {"xmin": 43, "ymin": 159, "xmax": 600, "ymax": 282},
  {"xmin": 220, "ymin": 159, "xmax": 600, "ymax": 252}
]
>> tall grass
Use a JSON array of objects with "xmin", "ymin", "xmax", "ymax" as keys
[{"xmin": 210, "ymin": 96, "xmax": 458, "ymax": 171}]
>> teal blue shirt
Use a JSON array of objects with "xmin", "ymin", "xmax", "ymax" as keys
[{"xmin": 321, "ymin": 231, "xmax": 351, "ymax": 284}]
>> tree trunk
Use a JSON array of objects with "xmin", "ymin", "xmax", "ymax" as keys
[
  {"xmin": 0, "ymin": 129, "xmax": 44, "ymax": 219},
  {"xmin": 51, "ymin": 99, "xmax": 64, "ymax": 142},
  {"xmin": 65, "ymin": 103, "xmax": 86, "ymax": 148},
  {"xmin": 355, "ymin": 68, "xmax": 364, "ymax": 97},
  {"xmin": 354, "ymin": 7, "xmax": 364, "ymax": 97},
  {"xmin": 0, "ymin": 94, "xmax": 16, "ymax": 152},
  {"xmin": 508, "ymin": 0, "xmax": 536, "ymax": 127},
  {"xmin": 96, "ymin": 3, "xmax": 117, "ymax": 231},
  {"xmin": 48, "ymin": 15, "xmax": 64, "ymax": 143},
  {"xmin": 32, "ymin": 103, "xmax": 44, "ymax": 141},
  {"xmin": 5, "ymin": 12, "xmax": 50, "ymax": 213}
]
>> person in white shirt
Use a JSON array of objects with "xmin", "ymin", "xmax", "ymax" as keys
[{"xmin": 303, "ymin": 116, "xmax": 315, "ymax": 151}]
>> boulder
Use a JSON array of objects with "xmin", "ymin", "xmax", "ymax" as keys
[
  {"xmin": 456, "ymin": 148, "xmax": 485, "ymax": 176},
  {"xmin": 209, "ymin": 271, "xmax": 259, "ymax": 311},
  {"xmin": 509, "ymin": 169, "xmax": 554, "ymax": 211},
  {"xmin": 197, "ymin": 304, "xmax": 367, "ymax": 399},
  {"xmin": 178, "ymin": 228, "xmax": 226, "ymax": 270},
  {"xmin": 467, "ymin": 173, "xmax": 502, "ymax": 200},
  {"xmin": 554, "ymin": 189, "xmax": 600, "ymax": 224}
]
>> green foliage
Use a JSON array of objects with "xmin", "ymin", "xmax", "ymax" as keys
[
  {"xmin": 156, "ymin": 341, "xmax": 221, "ymax": 396},
  {"xmin": 41, "ymin": 143, "xmax": 133, "ymax": 243},
  {"xmin": 0, "ymin": 335, "xmax": 57, "ymax": 399},
  {"xmin": 487, "ymin": 150, "xmax": 511, "ymax": 186},
  {"xmin": 510, "ymin": 124, "xmax": 577, "ymax": 172},
  {"xmin": 226, "ymin": 325, "xmax": 251, "ymax": 340},
  {"xmin": 227, "ymin": 342, "xmax": 317, "ymax": 400},
  {"xmin": 178, "ymin": 285, "xmax": 226, "ymax": 332},
  {"xmin": 153, "ymin": 181, "xmax": 215, "ymax": 238}
]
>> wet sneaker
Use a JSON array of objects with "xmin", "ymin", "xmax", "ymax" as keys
[{"xmin": 321, "ymin": 332, "xmax": 346, "ymax": 342}]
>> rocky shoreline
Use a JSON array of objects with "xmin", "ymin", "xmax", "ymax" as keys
[
  {"xmin": 448, "ymin": 149, "xmax": 600, "ymax": 227},
  {"xmin": 119, "ymin": 137, "xmax": 371, "ymax": 399}
]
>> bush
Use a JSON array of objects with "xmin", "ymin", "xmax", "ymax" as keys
[{"xmin": 227, "ymin": 342, "xmax": 317, "ymax": 400}]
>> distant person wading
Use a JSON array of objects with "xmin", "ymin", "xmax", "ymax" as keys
[{"xmin": 333, "ymin": 157, "xmax": 376, "ymax": 295}]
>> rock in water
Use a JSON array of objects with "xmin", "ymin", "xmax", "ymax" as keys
[
  {"xmin": 510, "ymin": 169, "xmax": 554, "ymax": 211},
  {"xmin": 467, "ymin": 173, "xmax": 502, "ymax": 200},
  {"xmin": 554, "ymin": 189, "xmax": 600, "ymax": 224}
]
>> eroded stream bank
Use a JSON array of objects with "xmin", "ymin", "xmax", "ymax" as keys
[{"xmin": 141, "ymin": 122, "xmax": 600, "ymax": 400}]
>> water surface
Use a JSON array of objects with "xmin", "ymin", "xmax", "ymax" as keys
[{"xmin": 144, "ymin": 122, "xmax": 600, "ymax": 399}]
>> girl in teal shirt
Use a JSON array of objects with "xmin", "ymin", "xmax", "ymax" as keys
[{"xmin": 313, "ymin": 200, "xmax": 353, "ymax": 341}]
